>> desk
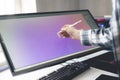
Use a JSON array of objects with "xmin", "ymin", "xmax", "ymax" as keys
[
  {"xmin": 0, "ymin": 65, "xmax": 118, "ymax": 80},
  {"xmin": 73, "ymin": 67, "xmax": 118, "ymax": 80},
  {"xmin": 0, "ymin": 50, "xmax": 119, "ymax": 80}
]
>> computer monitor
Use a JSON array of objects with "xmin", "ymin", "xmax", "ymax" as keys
[{"xmin": 0, "ymin": 10, "xmax": 101, "ymax": 75}]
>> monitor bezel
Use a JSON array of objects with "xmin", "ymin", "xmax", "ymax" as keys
[{"xmin": 0, "ymin": 10, "xmax": 103, "ymax": 75}]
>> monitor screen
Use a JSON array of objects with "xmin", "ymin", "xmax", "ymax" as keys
[{"xmin": 0, "ymin": 10, "xmax": 100, "ymax": 75}]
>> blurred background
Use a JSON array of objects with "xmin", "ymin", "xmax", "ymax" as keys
[{"xmin": 0, "ymin": 0, "xmax": 112, "ymax": 16}]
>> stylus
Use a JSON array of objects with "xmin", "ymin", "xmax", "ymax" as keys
[{"xmin": 68, "ymin": 20, "xmax": 82, "ymax": 27}]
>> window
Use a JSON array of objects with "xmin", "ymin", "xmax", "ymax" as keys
[
  {"xmin": 0, "ymin": 0, "xmax": 36, "ymax": 15},
  {"xmin": 0, "ymin": 0, "xmax": 15, "ymax": 15},
  {"xmin": 15, "ymin": 0, "xmax": 37, "ymax": 13}
]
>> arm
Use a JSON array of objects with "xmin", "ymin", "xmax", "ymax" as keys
[
  {"xmin": 80, "ymin": 28, "xmax": 113, "ymax": 50},
  {"xmin": 58, "ymin": 25, "xmax": 113, "ymax": 50}
]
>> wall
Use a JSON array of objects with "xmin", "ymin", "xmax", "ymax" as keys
[
  {"xmin": 79, "ymin": 0, "xmax": 112, "ymax": 16},
  {"xmin": 36, "ymin": 0, "xmax": 80, "ymax": 12},
  {"xmin": 36, "ymin": 0, "xmax": 112, "ymax": 16}
]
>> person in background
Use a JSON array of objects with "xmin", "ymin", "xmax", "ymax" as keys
[{"xmin": 58, "ymin": 0, "xmax": 117, "ymax": 51}]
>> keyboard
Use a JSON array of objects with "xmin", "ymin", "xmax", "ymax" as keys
[{"xmin": 39, "ymin": 62, "xmax": 90, "ymax": 80}]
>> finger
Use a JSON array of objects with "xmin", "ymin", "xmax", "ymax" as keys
[
  {"xmin": 57, "ymin": 31, "xmax": 63, "ymax": 38},
  {"xmin": 60, "ymin": 31, "xmax": 70, "ymax": 38},
  {"xmin": 61, "ymin": 24, "xmax": 70, "ymax": 31},
  {"xmin": 57, "ymin": 30, "xmax": 70, "ymax": 38}
]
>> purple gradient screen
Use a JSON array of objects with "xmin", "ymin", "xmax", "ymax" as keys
[{"xmin": 0, "ymin": 14, "xmax": 93, "ymax": 69}]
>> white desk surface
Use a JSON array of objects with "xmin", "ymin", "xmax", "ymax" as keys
[
  {"xmin": 0, "ymin": 49, "xmax": 119, "ymax": 80},
  {"xmin": 0, "ymin": 65, "xmax": 118, "ymax": 80}
]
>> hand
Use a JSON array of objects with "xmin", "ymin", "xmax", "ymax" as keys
[{"xmin": 58, "ymin": 24, "xmax": 80, "ymax": 40}]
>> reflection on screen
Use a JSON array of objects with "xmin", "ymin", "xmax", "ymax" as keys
[{"xmin": 0, "ymin": 13, "xmax": 94, "ymax": 69}]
